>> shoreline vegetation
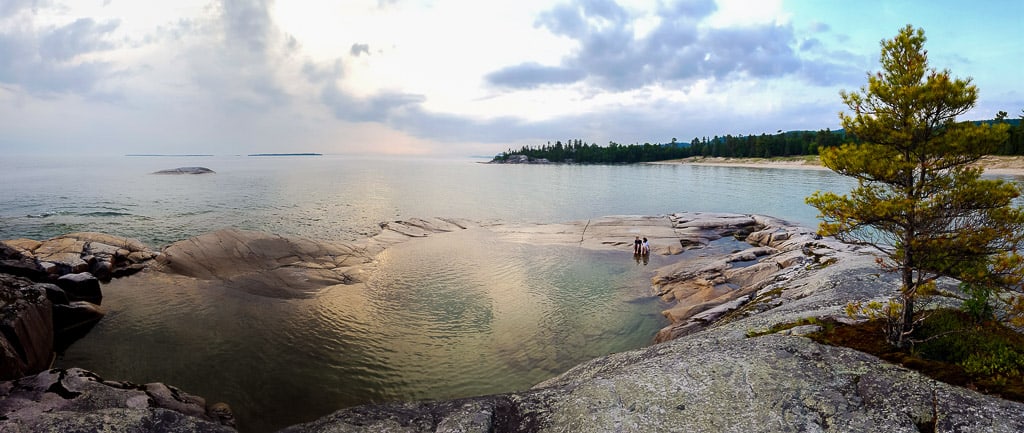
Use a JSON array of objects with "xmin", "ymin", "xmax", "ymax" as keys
[{"xmin": 650, "ymin": 155, "xmax": 1024, "ymax": 176}]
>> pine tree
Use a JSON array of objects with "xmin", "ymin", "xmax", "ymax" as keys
[{"xmin": 806, "ymin": 25, "xmax": 1024, "ymax": 347}]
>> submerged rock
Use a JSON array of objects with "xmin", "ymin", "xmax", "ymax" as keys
[
  {"xmin": 154, "ymin": 218, "xmax": 476, "ymax": 299},
  {"xmin": 154, "ymin": 228, "xmax": 371, "ymax": 299},
  {"xmin": 52, "ymin": 301, "xmax": 104, "ymax": 353}
]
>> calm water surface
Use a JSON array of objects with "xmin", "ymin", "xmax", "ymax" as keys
[
  {"xmin": 1, "ymin": 155, "xmax": 855, "ymax": 432},
  {"xmin": 0, "ymin": 155, "xmax": 850, "ymax": 245}
]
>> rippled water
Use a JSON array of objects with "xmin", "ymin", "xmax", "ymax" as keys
[
  {"xmin": 1, "ymin": 155, "xmax": 851, "ymax": 245},
  {"xmin": 58, "ymin": 230, "xmax": 675, "ymax": 432},
  {"xmin": 2, "ymin": 155, "xmax": 857, "ymax": 432}
]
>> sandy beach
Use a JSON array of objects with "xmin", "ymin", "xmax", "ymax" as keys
[{"xmin": 650, "ymin": 155, "xmax": 1024, "ymax": 177}]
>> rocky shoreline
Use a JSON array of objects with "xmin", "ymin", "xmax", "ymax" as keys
[{"xmin": 3, "ymin": 213, "xmax": 1023, "ymax": 432}]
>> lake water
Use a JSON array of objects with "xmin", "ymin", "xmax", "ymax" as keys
[
  {"xmin": 1, "ymin": 155, "xmax": 855, "ymax": 432},
  {"xmin": 0, "ymin": 155, "xmax": 849, "ymax": 245}
]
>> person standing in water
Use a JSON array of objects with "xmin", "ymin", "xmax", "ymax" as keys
[
  {"xmin": 634, "ymin": 236, "xmax": 642, "ymax": 255},
  {"xmin": 642, "ymin": 237, "xmax": 650, "ymax": 255}
]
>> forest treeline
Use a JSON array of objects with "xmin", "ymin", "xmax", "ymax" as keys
[{"xmin": 492, "ymin": 115, "xmax": 1024, "ymax": 164}]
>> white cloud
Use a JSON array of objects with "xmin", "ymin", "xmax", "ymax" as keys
[{"xmin": 0, "ymin": 0, "xmax": 1019, "ymax": 156}]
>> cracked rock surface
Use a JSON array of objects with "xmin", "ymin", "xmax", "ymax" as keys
[{"xmin": 0, "ymin": 367, "xmax": 235, "ymax": 432}]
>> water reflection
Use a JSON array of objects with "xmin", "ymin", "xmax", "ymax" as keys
[{"xmin": 58, "ymin": 228, "xmax": 668, "ymax": 433}]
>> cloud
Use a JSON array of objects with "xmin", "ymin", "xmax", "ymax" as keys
[
  {"xmin": 485, "ymin": 63, "xmax": 584, "ymax": 88},
  {"xmin": 350, "ymin": 43, "xmax": 370, "ymax": 57},
  {"xmin": 176, "ymin": 0, "xmax": 298, "ymax": 110},
  {"xmin": 322, "ymin": 85, "xmax": 426, "ymax": 123},
  {"xmin": 40, "ymin": 18, "xmax": 119, "ymax": 61},
  {"xmin": 807, "ymin": 21, "xmax": 830, "ymax": 33},
  {"xmin": 303, "ymin": 57, "xmax": 426, "ymax": 123},
  {"xmin": 0, "ymin": 0, "xmax": 48, "ymax": 18},
  {"xmin": 221, "ymin": 0, "xmax": 276, "ymax": 54},
  {"xmin": 535, "ymin": 0, "xmax": 630, "ymax": 38},
  {"xmin": 487, "ymin": 0, "xmax": 860, "ymax": 91},
  {"xmin": 0, "ymin": 16, "xmax": 120, "ymax": 96}
]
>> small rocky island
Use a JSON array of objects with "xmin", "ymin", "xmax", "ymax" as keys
[
  {"xmin": 2, "ymin": 213, "xmax": 1023, "ymax": 432},
  {"xmin": 152, "ymin": 167, "xmax": 216, "ymax": 175}
]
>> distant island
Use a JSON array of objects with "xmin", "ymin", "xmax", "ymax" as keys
[
  {"xmin": 125, "ymin": 154, "xmax": 214, "ymax": 157},
  {"xmin": 247, "ymin": 153, "xmax": 322, "ymax": 157},
  {"xmin": 492, "ymin": 116, "xmax": 1023, "ymax": 164}
]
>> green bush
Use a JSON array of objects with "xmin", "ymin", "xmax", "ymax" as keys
[
  {"xmin": 962, "ymin": 343, "xmax": 1024, "ymax": 378},
  {"xmin": 915, "ymin": 309, "xmax": 1024, "ymax": 380},
  {"xmin": 961, "ymin": 282, "xmax": 995, "ymax": 323},
  {"xmin": 916, "ymin": 309, "xmax": 977, "ymax": 362}
]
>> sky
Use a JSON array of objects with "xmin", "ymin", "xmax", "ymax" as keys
[{"xmin": 1, "ymin": 0, "xmax": 1021, "ymax": 157}]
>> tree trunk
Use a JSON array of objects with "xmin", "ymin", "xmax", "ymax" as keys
[
  {"xmin": 898, "ymin": 240, "xmax": 916, "ymax": 348},
  {"xmin": 900, "ymin": 290, "xmax": 914, "ymax": 348}
]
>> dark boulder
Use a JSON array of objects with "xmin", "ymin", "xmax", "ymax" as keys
[
  {"xmin": 52, "ymin": 301, "xmax": 105, "ymax": 353},
  {"xmin": 0, "ymin": 275, "xmax": 53, "ymax": 380},
  {"xmin": 41, "ymin": 284, "xmax": 69, "ymax": 305},
  {"xmin": 0, "ymin": 243, "xmax": 44, "ymax": 280},
  {"xmin": 55, "ymin": 272, "xmax": 102, "ymax": 304},
  {"xmin": 90, "ymin": 259, "xmax": 112, "ymax": 281}
]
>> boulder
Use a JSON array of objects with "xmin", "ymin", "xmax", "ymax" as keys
[
  {"xmin": 0, "ymin": 368, "xmax": 236, "ymax": 432},
  {"xmin": 0, "ymin": 275, "xmax": 53, "ymax": 380},
  {"xmin": 52, "ymin": 301, "xmax": 105, "ymax": 353},
  {"xmin": 32, "ymin": 237, "xmax": 89, "ymax": 274},
  {"xmin": 56, "ymin": 272, "xmax": 102, "ymax": 304},
  {"xmin": 41, "ymin": 283, "xmax": 70, "ymax": 305},
  {"xmin": 1, "ymin": 233, "xmax": 157, "ymax": 284},
  {"xmin": 0, "ymin": 243, "xmax": 45, "ymax": 280},
  {"xmin": 90, "ymin": 259, "xmax": 112, "ymax": 281}
]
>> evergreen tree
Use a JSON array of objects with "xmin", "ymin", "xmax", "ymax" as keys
[{"xmin": 806, "ymin": 25, "xmax": 1024, "ymax": 347}]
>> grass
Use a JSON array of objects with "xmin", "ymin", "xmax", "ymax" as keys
[{"xmin": 808, "ymin": 309, "xmax": 1024, "ymax": 402}]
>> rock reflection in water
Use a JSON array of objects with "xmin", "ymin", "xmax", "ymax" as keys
[{"xmin": 58, "ymin": 228, "xmax": 667, "ymax": 433}]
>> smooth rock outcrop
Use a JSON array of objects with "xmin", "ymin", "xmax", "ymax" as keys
[
  {"xmin": 153, "ymin": 167, "xmax": 216, "ymax": 175},
  {"xmin": 0, "ymin": 368, "xmax": 235, "ymax": 432},
  {"xmin": 154, "ymin": 218, "xmax": 476, "ymax": 299},
  {"xmin": 649, "ymin": 213, "xmax": 836, "ymax": 341},
  {"xmin": 284, "ymin": 331, "xmax": 1024, "ymax": 432}
]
